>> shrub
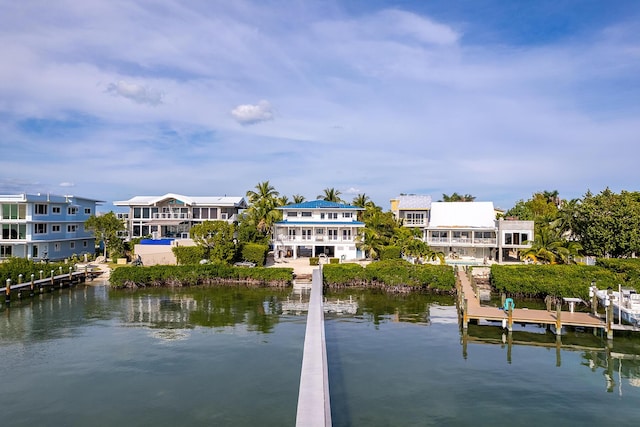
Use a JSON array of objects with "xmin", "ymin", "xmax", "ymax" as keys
[
  {"xmin": 379, "ymin": 246, "xmax": 402, "ymax": 260},
  {"xmin": 172, "ymin": 246, "xmax": 206, "ymax": 265},
  {"xmin": 309, "ymin": 257, "xmax": 319, "ymax": 266},
  {"xmin": 240, "ymin": 243, "xmax": 269, "ymax": 266}
]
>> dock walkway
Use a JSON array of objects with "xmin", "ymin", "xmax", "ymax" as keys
[{"xmin": 457, "ymin": 266, "xmax": 606, "ymax": 334}]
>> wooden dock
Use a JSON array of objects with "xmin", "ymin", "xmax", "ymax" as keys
[
  {"xmin": 2, "ymin": 266, "xmax": 103, "ymax": 303},
  {"xmin": 456, "ymin": 266, "xmax": 612, "ymax": 337}
]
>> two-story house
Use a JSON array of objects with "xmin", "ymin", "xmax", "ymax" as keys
[
  {"xmin": 272, "ymin": 200, "xmax": 365, "ymax": 260},
  {"xmin": 0, "ymin": 193, "xmax": 102, "ymax": 261},
  {"xmin": 113, "ymin": 193, "xmax": 247, "ymax": 240},
  {"xmin": 391, "ymin": 195, "xmax": 534, "ymax": 263}
]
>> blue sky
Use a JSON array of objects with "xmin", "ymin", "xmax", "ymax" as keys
[{"xmin": 1, "ymin": 0, "xmax": 639, "ymax": 212}]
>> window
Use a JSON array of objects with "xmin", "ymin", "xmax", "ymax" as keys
[
  {"xmin": 34, "ymin": 223, "xmax": 47, "ymax": 234},
  {"xmin": 301, "ymin": 212, "xmax": 312, "ymax": 217},
  {"xmin": 70, "ymin": 242, "xmax": 75, "ymax": 249},
  {"xmin": 54, "ymin": 243, "xmax": 61, "ymax": 252},
  {"xmin": 68, "ymin": 207, "xmax": 78, "ymax": 215},
  {"xmin": 342, "ymin": 229, "xmax": 352, "ymax": 240},
  {"xmin": 328, "ymin": 213, "xmax": 338, "ymax": 219},
  {"xmin": 83, "ymin": 241, "xmax": 88, "ymax": 248},
  {"xmin": 2, "ymin": 224, "xmax": 26, "ymax": 239},
  {"xmin": 52, "ymin": 224, "xmax": 61, "ymax": 232},
  {"xmin": 52, "ymin": 206, "xmax": 61, "ymax": 214},
  {"xmin": 342, "ymin": 212, "xmax": 352, "ymax": 218},
  {"xmin": 67, "ymin": 224, "xmax": 78, "ymax": 232},
  {"xmin": 521, "ymin": 233, "xmax": 529, "ymax": 243},
  {"xmin": 288, "ymin": 229, "xmax": 296, "ymax": 239},
  {"xmin": 2, "ymin": 203, "xmax": 26, "ymax": 219},
  {"xmin": 0, "ymin": 245, "xmax": 12, "ymax": 258},
  {"xmin": 133, "ymin": 208, "xmax": 141, "ymax": 219},
  {"xmin": 328, "ymin": 229, "xmax": 338, "ymax": 240},
  {"xmin": 287, "ymin": 211, "xmax": 298, "ymax": 217},
  {"xmin": 505, "ymin": 233, "xmax": 513, "ymax": 244},
  {"xmin": 302, "ymin": 229, "xmax": 312, "ymax": 240},
  {"xmin": 84, "ymin": 208, "xmax": 91, "ymax": 215},
  {"xmin": 35, "ymin": 204, "xmax": 48, "ymax": 215}
]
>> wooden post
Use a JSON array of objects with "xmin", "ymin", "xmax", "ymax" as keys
[
  {"xmin": 555, "ymin": 302, "xmax": 562, "ymax": 335},
  {"xmin": 463, "ymin": 298, "xmax": 469, "ymax": 330},
  {"xmin": 462, "ymin": 328, "xmax": 468, "ymax": 360},
  {"xmin": 84, "ymin": 265, "xmax": 88, "ymax": 282},
  {"xmin": 68, "ymin": 267, "xmax": 73, "ymax": 280},
  {"xmin": 607, "ymin": 288, "xmax": 614, "ymax": 339},
  {"xmin": 5, "ymin": 279, "xmax": 10, "ymax": 304},
  {"xmin": 50, "ymin": 270, "xmax": 55, "ymax": 286},
  {"xmin": 501, "ymin": 293, "xmax": 506, "ymax": 309},
  {"xmin": 18, "ymin": 274, "xmax": 23, "ymax": 284},
  {"xmin": 591, "ymin": 287, "xmax": 598, "ymax": 316},
  {"xmin": 507, "ymin": 306, "xmax": 513, "ymax": 332},
  {"xmin": 556, "ymin": 334, "xmax": 562, "ymax": 367},
  {"xmin": 39, "ymin": 270, "xmax": 44, "ymax": 280},
  {"xmin": 30, "ymin": 274, "xmax": 35, "ymax": 297},
  {"xmin": 507, "ymin": 331, "xmax": 513, "ymax": 364}
]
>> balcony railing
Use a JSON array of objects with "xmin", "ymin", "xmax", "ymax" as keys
[
  {"xmin": 277, "ymin": 236, "xmax": 354, "ymax": 244},
  {"xmin": 427, "ymin": 238, "xmax": 497, "ymax": 246},
  {"xmin": 152, "ymin": 213, "xmax": 192, "ymax": 220}
]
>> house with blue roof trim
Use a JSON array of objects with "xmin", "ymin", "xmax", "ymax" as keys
[{"xmin": 272, "ymin": 200, "xmax": 365, "ymax": 260}]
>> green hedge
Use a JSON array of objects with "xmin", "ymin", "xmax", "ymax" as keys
[
  {"xmin": 240, "ymin": 243, "xmax": 269, "ymax": 266},
  {"xmin": 323, "ymin": 260, "xmax": 455, "ymax": 291},
  {"xmin": 596, "ymin": 258, "xmax": 640, "ymax": 289},
  {"xmin": 490, "ymin": 264, "xmax": 624, "ymax": 299},
  {"xmin": 109, "ymin": 263, "xmax": 294, "ymax": 288},
  {"xmin": 379, "ymin": 246, "xmax": 402, "ymax": 260},
  {"xmin": 172, "ymin": 246, "xmax": 206, "ymax": 265},
  {"xmin": 1, "ymin": 257, "xmax": 72, "ymax": 285}
]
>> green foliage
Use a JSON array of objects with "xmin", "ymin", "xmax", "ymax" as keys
[
  {"xmin": 490, "ymin": 264, "xmax": 623, "ymax": 299},
  {"xmin": 189, "ymin": 220, "xmax": 237, "ymax": 263},
  {"xmin": 596, "ymin": 258, "xmax": 640, "ymax": 289},
  {"xmin": 329, "ymin": 258, "xmax": 339, "ymax": 264},
  {"xmin": 109, "ymin": 263, "xmax": 294, "ymax": 288},
  {"xmin": 309, "ymin": 257, "xmax": 319, "ymax": 266},
  {"xmin": 240, "ymin": 243, "xmax": 269, "ymax": 266},
  {"xmin": 379, "ymin": 246, "xmax": 402, "ymax": 260},
  {"xmin": 84, "ymin": 211, "xmax": 125, "ymax": 259},
  {"xmin": 1, "ymin": 258, "xmax": 72, "ymax": 284},
  {"xmin": 172, "ymin": 246, "xmax": 206, "ymax": 265},
  {"xmin": 574, "ymin": 189, "xmax": 640, "ymax": 257},
  {"xmin": 323, "ymin": 260, "xmax": 455, "ymax": 291}
]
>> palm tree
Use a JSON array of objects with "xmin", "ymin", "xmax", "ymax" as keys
[
  {"xmin": 317, "ymin": 187, "xmax": 343, "ymax": 203},
  {"xmin": 520, "ymin": 223, "xmax": 582, "ymax": 264},
  {"xmin": 441, "ymin": 193, "xmax": 475, "ymax": 202},
  {"xmin": 292, "ymin": 194, "xmax": 306, "ymax": 204},
  {"xmin": 246, "ymin": 181, "xmax": 279, "ymax": 206},
  {"xmin": 277, "ymin": 195, "xmax": 289, "ymax": 206},
  {"xmin": 352, "ymin": 193, "xmax": 372, "ymax": 208}
]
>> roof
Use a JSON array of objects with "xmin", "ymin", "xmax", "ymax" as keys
[
  {"xmin": 277, "ymin": 200, "xmax": 362, "ymax": 210},
  {"xmin": 275, "ymin": 220, "xmax": 365, "ymax": 226},
  {"xmin": 0, "ymin": 193, "xmax": 104, "ymax": 204},
  {"xmin": 113, "ymin": 193, "xmax": 246, "ymax": 207},
  {"xmin": 428, "ymin": 202, "xmax": 496, "ymax": 228},
  {"xmin": 394, "ymin": 194, "xmax": 432, "ymax": 210}
]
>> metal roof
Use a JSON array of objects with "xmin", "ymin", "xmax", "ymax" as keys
[
  {"xmin": 277, "ymin": 200, "xmax": 362, "ymax": 210},
  {"xmin": 394, "ymin": 194, "xmax": 432, "ymax": 209},
  {"xmin": 113, "ymin": 193, "xmax": 246, "ymax": 207}
]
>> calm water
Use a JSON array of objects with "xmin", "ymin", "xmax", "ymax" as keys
[{"xmin": 1, "ymin": 283, "xmax": 640, "ymax": 427}]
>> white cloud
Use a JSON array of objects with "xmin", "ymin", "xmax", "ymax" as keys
[
  {"xmin": 106, "ymin": 81, "xmax": 163, "ymax": 106},
  {"xmin": 59, "ymin": 182, "xmax": 75, "ymax": 187},
  {"xmin": 231, "ymin": 100, "xmax": 274, "ymax": 125}
]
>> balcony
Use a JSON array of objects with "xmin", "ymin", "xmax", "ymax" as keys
[{"xmin": 152, "ymin": 213, "xmax": 191, "ymax": 220}]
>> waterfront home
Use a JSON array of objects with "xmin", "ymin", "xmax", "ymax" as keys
[
  {"xmin": 272, "ymin": 200, "xmax": 365, "ymax": 260},
  {"xmin": 114, "ymin": 193, "xmax": 247, "ymax": 240},
  {"xmin": 0, "ymin": 193, "xmax": 102, "ymax": 261},
  {"xmin": 391, "ymin": 195, "xmax": 534, "ymax": 263}
]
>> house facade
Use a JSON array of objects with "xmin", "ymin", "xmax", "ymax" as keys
[
  {"xmin": 272, "ymin": 200, "xmax": 365, "ymax": 260},
  {"xmin": 391, "ymin": 195, "xmax": 534, "ymax": 263},
  {"xmin": 114, "ymin": 193, "xmax": 247, "ymax": 240},
  {"xmin": 0, "ymin": 193, "xmax": 102, "ymax": 261}
]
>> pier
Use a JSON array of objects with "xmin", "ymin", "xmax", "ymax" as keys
[
  {"xmin": 296, "ymin": 267, "xmax": 332, "ymax": 427},
  {"xmin": 2, "ymin": 265, "xmax": 103, "ymax": 303},
  {"xmin": 456, "ymin": 266, "xmax": 612, "ymax": 337}
]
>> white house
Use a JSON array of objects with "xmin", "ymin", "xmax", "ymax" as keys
[
  {"xmin": 391, "ymin": 195, "xmax": 534, "ymax": 263},
  {"xmin": 0, "ymin": 193, "xmax": 102, "ymax": 261},
  {"xmin": 272, "ymin": 200, "xmax": 365, "ymax": 260},
  {"xmin": 114, "ymin": 193, "xmax": 247, "ymax": 240}
]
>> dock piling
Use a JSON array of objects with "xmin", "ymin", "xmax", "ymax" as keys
[
  {"xmin": 5, "ymin": 279, "xmax": 10, "ymax": 304},
  {"xmin": 30, "ymin": 274, "xmax": 35, "ymax": 297}
]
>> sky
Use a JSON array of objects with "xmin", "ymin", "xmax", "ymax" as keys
[{"xmin": 1, "ymin": 0, "xmax": 639, "ymax": 212}]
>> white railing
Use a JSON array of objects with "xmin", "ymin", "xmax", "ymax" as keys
[
  {"xmin": 152, "ymin": 212, "xmax": 191, "ymax": 220},
  {"xmin": 279, "ymin": 237, "xmax": 354, "ymax": 243}
]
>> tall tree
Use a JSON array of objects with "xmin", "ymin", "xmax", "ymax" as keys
[
  {"xmin": 84, "ymin": 212, "xmax": 125, "ymax": 259},
  {"xmin": 520, "ymin": 223, "xmax": 582, "ymax": 264},
  {"xmin": 317, "ymin": 188, "xmax": 343, "ymax": 203},
  {"xmin": 292, "ymin": 194, "xmax": 306, "ymax": 204},
  {"xmin": 246, "ymin": 180, "xmax": 279, "ymax": 206},
  {"xmin": 352, "ymin": 193, "xmax": 372, "ymax": 208},
  {"xmin": 190, "ymin": 220, "xmax": 237, "ymax": 263},
  {"xmin": 441, "ymin": 193, "xmax": 475, "ymax": 202},
  {"xmin": 573, "ymin": 189, "xmax": 640, "ymax": 257}
]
